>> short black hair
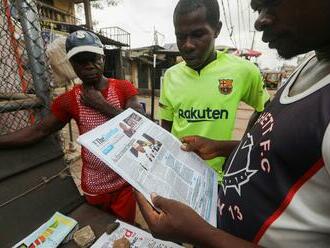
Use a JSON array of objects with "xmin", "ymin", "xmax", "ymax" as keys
[{"xmin": 174, "ymin": 0, "xmax": 220, "ymax": 28}]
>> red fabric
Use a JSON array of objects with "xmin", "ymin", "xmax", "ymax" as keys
[
  {"xmin": 50, "ymin": 78, "xmax": 138, "ymax": 219},
  {"xmin": 85, "ymin": 186, "xmax": 136, "ymax": 224},
  {"xmin": 113, "ymin": 79, "xmax": 139, "ymax": 108},
  {"xmin": 51, "ymin": 79, "xmax": 137, "ymax": 194},
  {"xmin": 51, "ymin": 79, "xmax": 138, "ymax": 194}
]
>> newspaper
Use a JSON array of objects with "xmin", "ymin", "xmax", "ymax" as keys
[
  {"xmin": 77, "ymin": 108, "xmax": 218, "ymax": 226},
  {"xmin": 13, "ymin": 212, "xmax": 78, "ymax": 248},
  {"xmin": 91, "ymin": 220, "xmax": 183, "ymax": 248}
]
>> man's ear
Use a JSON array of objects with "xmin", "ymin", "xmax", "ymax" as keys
[{"xmin": 215, "ymin": 21, "xmax": 222, "ymax": 38}]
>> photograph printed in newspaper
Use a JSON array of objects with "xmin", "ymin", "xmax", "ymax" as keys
[{"xmin": 77, "ymin": 108, "xmax": 218, "ymax": 226}]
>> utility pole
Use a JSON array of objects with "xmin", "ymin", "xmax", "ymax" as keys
[
  {"xmin": 151, "ymin": 27, "xmax": 165, "ymax": 121},
  {"xmin": 250, "ymin": 30, "xmax": 256, "ymax": 50},
  {"xmin": 153, "ymin": 27, "xmax": 165, "ymax": 46},
  {"xmin": 153, "ymin": 27, "xmax": 159, "ymax": 46}
]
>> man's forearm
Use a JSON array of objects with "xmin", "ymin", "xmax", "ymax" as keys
[
  {"xmin": 0, "ymin": 113, "xmax": 65, "ymax": 149},
  {"xmin": 0, "ymin": 125, "xmax": 46, "ymax": 148},
  {"xmin": 217, "ymin": 140, "xmax": 239, "ymax": 157},
  {"xmin": 161, "ymin": 120, "xmax": 173, "ymax": 132}
]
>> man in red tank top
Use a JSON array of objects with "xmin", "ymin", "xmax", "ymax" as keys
[{"xmin": 0, "ymin": 30, "xmax": 144, "ymax": 224}]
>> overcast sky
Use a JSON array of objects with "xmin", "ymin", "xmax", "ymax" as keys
[{"xmin": 86, "ymin": 0, "xmax": 297, "ymax": 70}]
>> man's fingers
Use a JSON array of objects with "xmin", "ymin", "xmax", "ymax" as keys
[
  {"xmin": 151, "ymin": 193, "xmax": 177, "ymax": 213},
  {"xmin": 180, "ymin": 142, "xmax": 194, "ymax": 152},
  {"xmin": 135, "ymin": 191, "xmax": 158, "ymax": 225},
  {"xmin": 181, "ymin": 136, "xmax": 199, "ymax": 152},
  {"xmin": 180, "ymin": 136, "xmax": 196, "ymax": 144}
]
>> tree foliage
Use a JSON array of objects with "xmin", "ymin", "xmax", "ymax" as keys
[
  {"xmin": 91, "ymin": 0, "xmax": 121, "ymax": 9},
  {"xmin": 75, "ymin": 0, "xmax": 122, "ymax": 26},
  {"xmin": 76, "ymin": 0, "xmax": 122, "ymax": 14}
]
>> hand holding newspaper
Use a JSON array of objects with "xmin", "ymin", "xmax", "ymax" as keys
[{"xmin": 77, "ymin": 108, "xmax": 218, "ymax": 226}]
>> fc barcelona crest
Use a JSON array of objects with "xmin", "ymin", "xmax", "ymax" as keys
[{"xmin": 218, "ymin": 79, "xmax": 233, "ymax": 95}]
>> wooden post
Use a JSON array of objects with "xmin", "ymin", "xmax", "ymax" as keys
[{"xmin": 83, "ymin": 0, "xmax": 93, "ymax": 30}]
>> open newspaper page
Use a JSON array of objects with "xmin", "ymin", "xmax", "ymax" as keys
[
  {"xmin": 91, "ymin": 220, "xmax": 183, "ymax": 248},
  {"xmin": 77, "ymin": 108, "xmax": 218, "ymax": 226}
]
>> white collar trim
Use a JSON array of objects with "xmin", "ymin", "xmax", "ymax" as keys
[{"xmin": 280, "ymin": 56, "xmax": 330, "ymax": 104}]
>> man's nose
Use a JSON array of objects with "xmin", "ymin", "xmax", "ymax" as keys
[
  {"xmin": 254, "ymin": 10, "xmax": 273, "ymax": 31},
  {"xmin": 182, "ymin": 37, "xmax": 195, "ymax": 51}
]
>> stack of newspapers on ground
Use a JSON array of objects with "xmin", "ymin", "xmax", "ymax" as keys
[
  {"xmin": 92, "ymin": 220, "xmax": 183, "ymax": 248},
  {"xmin": 13, "ymin": 212, "xmax": 182, "ymax": 247},
  {"xmin": 13, "ymin": 212, "xmax": 78, "ymax": 248},
  {"xmin": 78, "ymin": 108, "xmax": 218, "ymax": 226}
]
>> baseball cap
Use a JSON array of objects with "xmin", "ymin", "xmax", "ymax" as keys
[{"xmin": 66, "ymin": 30, "xmax": 104, "ymax": 60}]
